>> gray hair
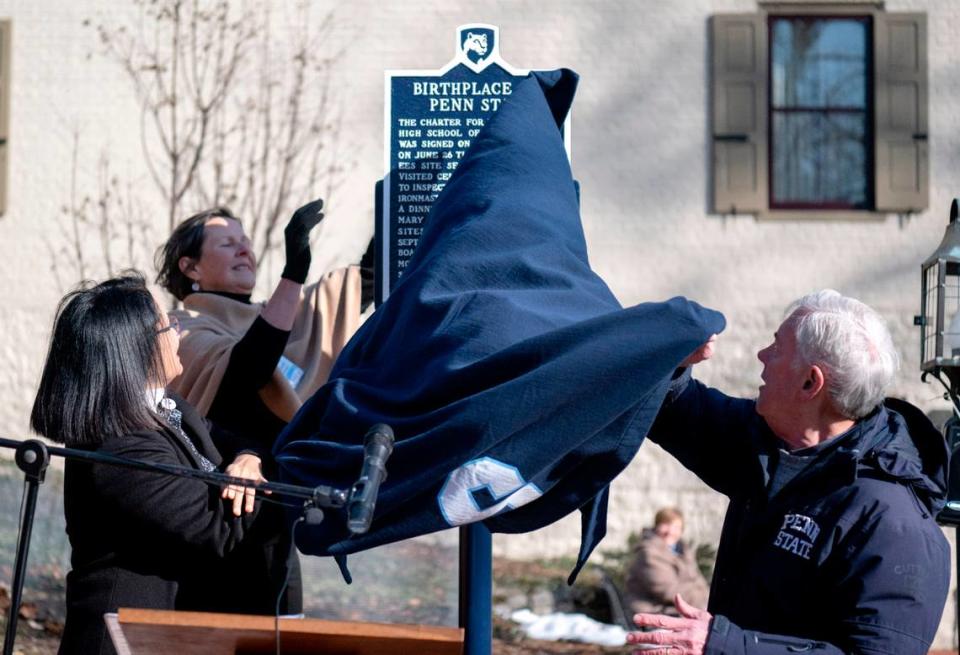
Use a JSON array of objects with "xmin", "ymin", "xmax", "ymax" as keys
[{"xmin": 786, "ymin": 290, "xmax": 899, "ymax": 420}]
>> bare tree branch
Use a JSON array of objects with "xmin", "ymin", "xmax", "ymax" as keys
[{"xmin": 51, "ymin": 0, "xmax": 356, "ymax": 295}]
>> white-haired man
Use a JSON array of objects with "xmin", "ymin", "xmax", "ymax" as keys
[{"xmin": 627, "ymin": 290, "xmax": 950, "ymax": 655}]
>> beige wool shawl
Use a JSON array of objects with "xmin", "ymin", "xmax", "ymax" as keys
[{"xmin": 168, "ymin": 266, "xmax": 362, "ymax": 422}]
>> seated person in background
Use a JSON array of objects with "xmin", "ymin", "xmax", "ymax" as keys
[
  {"xmin": 627, "ymin": 290, "xmax": 950, "ymax": 655},
  {"xmin": 154, "ymin": 200, "xmax": 370, "ymax": 615},
  {"xmin": 31, "ymin": 274, "xmax": 277, "ymax": 655},
  {"xmin": 624, "ymin": 507, "xmax": 709, "ymax": 617}
]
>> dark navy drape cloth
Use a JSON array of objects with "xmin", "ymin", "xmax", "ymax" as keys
[{"xmin": 274, "ymin": 69, "xmax": 725, "ymax": 579}]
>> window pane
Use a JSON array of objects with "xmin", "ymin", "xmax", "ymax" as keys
[
  {"xmin": 771, "ymin": 18, "xmax": 867, "ymax": 108},
  {"xmin": 771, "ymin": 111, "xmax": 868, "ymax": 206}
]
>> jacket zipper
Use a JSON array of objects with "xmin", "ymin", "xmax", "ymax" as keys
[{"xmin": 753, "ymin": 634, "xmax": 827, "ymax": 651}]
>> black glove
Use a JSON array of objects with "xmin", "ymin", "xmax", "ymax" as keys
[{"xmin": 281, "ymin": 199, "xmax": 324, "ymax": 283}]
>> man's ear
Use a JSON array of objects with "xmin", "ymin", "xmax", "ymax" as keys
[
  {"xmin": 178, "ymin": 256, "xmax": 200, "ymax": 281},
  {"xmin": 801, "ymin": 365, "xmax": 826, "ymax": 399}
]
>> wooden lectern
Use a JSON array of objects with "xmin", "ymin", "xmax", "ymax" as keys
[{"xmin": 105, "ymin": 608, "xmax": 464, "ymax": 655}]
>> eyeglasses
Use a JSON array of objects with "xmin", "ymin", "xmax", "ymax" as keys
[{"xmin": 156, "ymin": 315, "xmax": 181, "ymax": 336}]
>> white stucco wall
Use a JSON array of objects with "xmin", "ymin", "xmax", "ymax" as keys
[{"xmin": 0, "ymin": 0, "xmax": 958, "ymax": 647}]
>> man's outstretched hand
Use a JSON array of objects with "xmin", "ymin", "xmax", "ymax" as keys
[
  {"xmin": 681, "ymin": 335, "xmax": 717, "ymax": 368},
  {"xmin": 626, "ymin": 593, "xmax": 712, "ymax": 655}
]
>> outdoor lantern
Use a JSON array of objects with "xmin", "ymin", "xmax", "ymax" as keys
[
  {"xmin": 919, "ymin": 198, "xmax": 960, "ymax": 527},
  {"xmin": 919, "ymin": 198, "xmax": 960, "ymax": 388}
]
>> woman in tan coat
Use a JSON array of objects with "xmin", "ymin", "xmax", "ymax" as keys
[
  {"xmin": 624, "ymin": 507, "xmax": 710, "ymax": 616},
  {"xmin": 156, "ymin": 200, "xmax": 365, "ymax": 441}
]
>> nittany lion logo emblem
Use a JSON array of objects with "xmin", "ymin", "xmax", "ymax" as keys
[{"xmin": 460, "ymin": 28, "xmax": 494, "ymax": 64}]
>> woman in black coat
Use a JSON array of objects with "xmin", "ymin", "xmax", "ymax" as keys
[{"xmin": 31, "ymin": 275, "xmax": 280, "ymax": 655}]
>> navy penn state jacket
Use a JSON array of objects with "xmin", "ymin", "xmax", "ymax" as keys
[
  {"xmin": 649, "ymin": 370, "xmax": 950, "ymax": 655},
  {"xmin": 273, "ymin": 69, "xmax": 724, "ymax": 578}
]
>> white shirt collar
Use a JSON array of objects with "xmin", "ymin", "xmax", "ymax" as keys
[{"xmin": 147, "ymin": 388, "xmax": 166, "ymax": 409}]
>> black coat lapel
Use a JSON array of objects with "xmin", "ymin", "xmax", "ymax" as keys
[{"xmin": 163, "ymin": 392, "xmax": 224, "ymax": 468}]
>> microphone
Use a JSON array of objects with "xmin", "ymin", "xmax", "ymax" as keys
[{"xmin": 346, "ymin": 423, "xmax": 395, "ymax": 535}]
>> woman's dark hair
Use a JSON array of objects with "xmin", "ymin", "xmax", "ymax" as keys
[
  {"xmin": 31, "ymin": 273, "xmax": 165, "ymax": 447},
  {"xmin": 155, "ymin": 207, "xmax": 239, "ymax": 300}
]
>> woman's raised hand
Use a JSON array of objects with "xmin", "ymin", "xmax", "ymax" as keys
[{"xmin": 280, "ymin": 198, "xmax": 325, "ymax": 284}]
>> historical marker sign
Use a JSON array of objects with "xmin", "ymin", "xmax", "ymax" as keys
[{"xmin": 377, "ymin": 24, "xmax": 572, "ymax": 301}]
